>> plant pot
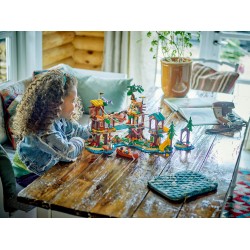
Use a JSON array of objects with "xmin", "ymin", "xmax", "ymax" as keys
[{"xmin": 161, "ymin": 58, "xmax": 192, "ymax": 97}]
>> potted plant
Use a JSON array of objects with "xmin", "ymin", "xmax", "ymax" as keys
[{"xmin": 147, "ymin": 31, "xmax": 200, "ymax": 97}]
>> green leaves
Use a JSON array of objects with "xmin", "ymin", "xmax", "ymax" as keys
[
  {"xmin": 220, "ymin": 39, "xmax": 245, "ymax": 63},
  {"xmin": 147, "ymin": 32, "xmax": 152, "ymax": 37},
  {"xmin": 151, "ymin": 40, "xmax": 158, "ymax": 46},
  {"xmin": 104, "ymin": 118, "xmax": 110, "ymax": 124},
  {"xmin": 127, "ymin": 84, "xmax": 144, "ymax": 96},
  {"xmin": 168, "ymin": 122, "xmax": 176, "ymax": 140},
  {"xmin": 147, "ymin": 31, "xmax": 200, "ymax": 62}
]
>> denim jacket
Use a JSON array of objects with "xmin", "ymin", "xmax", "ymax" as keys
[{"xmin": 16, "ymin": 118, "xmax": 91, "ymax": 176}]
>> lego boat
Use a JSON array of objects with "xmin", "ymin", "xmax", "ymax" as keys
[{"xmin": 116, "ymin": 147, "xmax": 139, "ymax": 159}]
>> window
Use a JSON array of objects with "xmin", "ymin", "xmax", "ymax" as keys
[
  {"xmin": 195, "ymin": 31, "xmax": 250, "ymax": 85},
  {"xmin": 0, "ymin": 31, "xmax": 17, "ymax": 85},
  {"xmin": 155, "ymin": 31, "xmax": 250, "ymax": 120},
  {"xmin": 0, "ymin": 38, "xmax": 7, "ymax": 83},
  {"xmin": 209, "ymin": 32, "xmax": 250, "ymax": 120},
  {"xmin": 218, "ymin": 31, "xmax": 250, "ymax": 84},
  {"xmin": 155, "ymin": 31, "xmax": 250, "ymax": 85}
]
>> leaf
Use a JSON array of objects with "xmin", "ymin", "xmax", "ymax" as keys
[
  {"xmin": 147, "ymin": 32, "xmax": 152, "ymax": 37},
  {"xmin": 151, "ymin": 40, "xmax": 158, "ymax": 46},
  {"xmin": 104, "ymin": 119, "xmax": 110, "ymax": 124},
  {"xmin": 127, "ymin": 90, "xmax": 132, "ymax": 96}
]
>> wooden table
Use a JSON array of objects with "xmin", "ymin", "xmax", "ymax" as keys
[{"xmin": 17, "ymin": 87, "xmax": 247, "ymax": 218}]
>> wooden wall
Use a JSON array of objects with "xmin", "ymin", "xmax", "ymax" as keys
[{"xmin": 42, "ymin": 31, "xmax": 105, "ymax": 70}]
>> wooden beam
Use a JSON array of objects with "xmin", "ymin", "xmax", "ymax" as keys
[
  {"xmin": 43, "ymin": 57, "xmax": 75, "ymax": 69},
  {"xmin": 43, "ymin": 31, "xmax": 57, "ymax": 35},
  {"xmin": 43, "ymin": 44, "xmax": 75, "ymax": 66},
  {"xmin": 74, "ymin": 63, "xmax": 102, "ymax": 71},
  {"xmin": 73, "ymin": 36, "xmax": 104, "ymax": 52},
  {"xmin": 43, "ymin": 31, "xmax": 75, "ymax": 50},
  {"xmin": 73, "ymin": 49, "xmax": 103, "ymax": 65},
  {"xmin": 75, "ymin": 31, "xmax": 104, "ymax": 37}
]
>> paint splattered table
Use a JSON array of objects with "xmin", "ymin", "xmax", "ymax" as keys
[{"xmin": 17, "ymin": 88, "xmax": 247, "ymax": 217}]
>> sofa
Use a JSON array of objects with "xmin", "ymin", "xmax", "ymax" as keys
[{"xmin": 0, "ymin": 64, "xmax": 128, "ymax": 218}]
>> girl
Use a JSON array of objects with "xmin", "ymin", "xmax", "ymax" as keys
[{"xmin": 12, "ymin": 69, "xmax": 91, "ymax": 187}]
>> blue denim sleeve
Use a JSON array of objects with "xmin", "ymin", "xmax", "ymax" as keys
[
  {"xmin": 65, "ymin": 120, "xmax": 91, "ymax": 140},
  {"xmin": 42, "ymin": 131, "xmax": 84, "ymax": 162}
]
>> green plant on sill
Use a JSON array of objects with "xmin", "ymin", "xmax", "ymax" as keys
[
  {"xmin": 221, "ymin": 39, "xmax": 245, "ymax": 64},
  {"xmin": 147, "ymin": 31, "xmax": 200, "ymax": 62}
]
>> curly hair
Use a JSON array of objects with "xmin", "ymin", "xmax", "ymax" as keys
[{"xmin": 12, "ymin": 69, "xmax": 83, "ymax": 139}]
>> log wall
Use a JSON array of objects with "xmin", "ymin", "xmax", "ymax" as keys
[{"xmin": 42, "ymin": 31, "xmax": 105, "ymax": 71}]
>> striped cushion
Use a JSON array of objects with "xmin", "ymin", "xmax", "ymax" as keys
[
  {"xmin": 0, "ymin": 98, "xmax": 8, "ymax": 144},
  {"xmin": 191, "ymin": 63, "xmax": 239, "ymax": 94},
  {"xmin": 0, "ymin": 90, "xmax": 23, "ymax": 149}
]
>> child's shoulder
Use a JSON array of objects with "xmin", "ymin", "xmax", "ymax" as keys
[
  {"xmin": 42, "ymin": 119, "xmax": 65, "ymax": 133},
  {"xmin": 60, "ymin": 118, "xmax": 81, "ymax": 129}
]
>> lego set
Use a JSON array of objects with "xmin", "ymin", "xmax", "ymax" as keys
[{"xmin": 85, "ymin": 84, "xmax": 194, "ymax": 159}]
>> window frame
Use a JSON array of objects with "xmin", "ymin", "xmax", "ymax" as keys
[
  {"xmin": 199, "ymin": 31, "xmax": 250, "ymax": 85},
  {"xmin": 0, "ymin": 31, "xmax": 17, "ymax": 88}
]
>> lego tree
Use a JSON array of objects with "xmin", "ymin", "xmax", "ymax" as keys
[
  {"xmin": 127, "ymin": 84, "xmax": 144, "ymax": 100},
  {"xmin": 187, "ymin": 117, "xmax": 193, "ymax": 132},
  {"xmin": 167, "ymin": 122, "xmax": 176, "ymax": 148},
  {"xmin": 184, "ymin": 117, "xmax": 194, "ymax": 143},
  {"xmin": 174, "ymin": 117, "xmax": 194, "ymax": 151}
]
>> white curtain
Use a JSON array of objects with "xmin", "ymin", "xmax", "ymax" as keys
[
  {"xmin": 17, "ymin": 31, "xmax": 42, "ymax": 80},
  {"xmin": 103, "ymin": 31, "xmax": 157, "ymax": 91}
]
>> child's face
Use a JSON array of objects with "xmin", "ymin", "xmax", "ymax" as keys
[{"xmin": 60, "ymin": 86, "xmax": 77, "ymax": 119}]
